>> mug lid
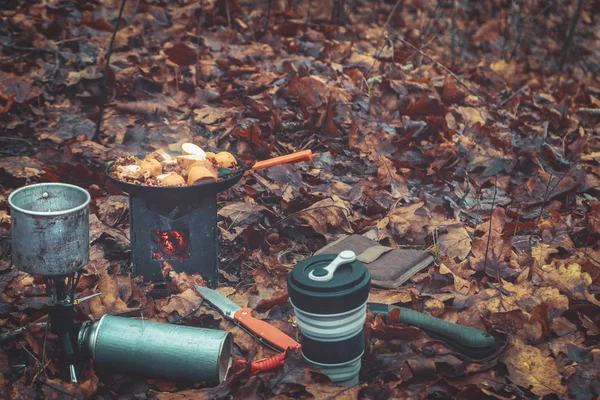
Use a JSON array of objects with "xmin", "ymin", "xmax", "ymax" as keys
[{"xmin": 287, "ymin": 252, "xmax": 370, "ymax": 314}]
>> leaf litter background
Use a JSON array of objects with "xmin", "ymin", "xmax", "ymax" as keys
[{"xmin": 0, "ymin": 0, "xmax": 599, "ymax": 398}]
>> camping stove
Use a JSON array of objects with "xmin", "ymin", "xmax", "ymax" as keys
[
  {"xmin": 106, "ymin": 159, "xmax": 245, "ymax": 286},
  {"xmin": 128, "ymin": 194, "xmax": 218, "ymax": 283}
]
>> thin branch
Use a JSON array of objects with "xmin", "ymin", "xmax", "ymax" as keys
[
  {"xmin": 266, "ymin": 0, "xmax": 273, "ymax": 31},
  {"xmin": 92, "ymin": 0, "xmax": 127, "ymax": 143},
  {"xmin": 390, "ymin": 35, "xmax": 488, "ymax": 102},
  {"xmin": 578, "ymin": 108, "xmax": 600, "ymax": 114},
  {"xmin": 483, "ymin": 178, "xmax": 498, "ymax": 273},
  {"xmin": 497, "ymin": 85, "xmax": 527, "ymax": 108},
  {"xmin": 557, "ymin": 0, "xmax": 584, "ymax": 73}
]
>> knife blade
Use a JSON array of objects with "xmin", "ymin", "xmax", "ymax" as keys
[
  {"xmin": 195, "ymin": 285, "xmax": 301, "ymax": 352},
  {"xmin": 368, "ymin": 302, "xmax": 497, "ymax": 357}
]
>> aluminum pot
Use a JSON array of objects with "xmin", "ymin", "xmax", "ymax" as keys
[{"xmin": 8, "ymin": 183, "xmax": 91, "ymax": 276}]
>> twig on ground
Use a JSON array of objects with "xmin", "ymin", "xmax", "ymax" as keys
[
  {"xmin": 265, "ymin": 0, "xmax": 273, "ymax": 31},
  {"xmin": 169, "ymin": 305, "xmax": 201, "ymax": 324},
  {"xmin": 578, "ymin": 108, "xmax": 600, "ymax": 114},
  {"xmin": 497, "ymin": 85, "xmax": 527, "ymax": 108},
  {"xmin": 53, "ymin": 36, "xmax": 87, "ymax": 45},
  {"xmin": 92, "ymin": 0, "xmax": 127, "ymax": 143},
  {"xmin": 2, "ymin": 43, "xmax": 61, "ymax": 77},
  {"xmin": 225, "ymin": 0, "xmax": 232, "ymax": 29},
  {"xmin": 557, "ymin": 0, "xmax": 584, "ymax": 73},
  {"xmin": 483, "ymin": 178, "xmax": 498, "ymax": 273},
  {"xmin": 390, "ymin": 35, "xmax": 488, "ymax": 102}
]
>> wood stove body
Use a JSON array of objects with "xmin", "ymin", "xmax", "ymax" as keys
[{"xmin": 107, "ymin": 161, "xmax": 244, "ymax": 286}]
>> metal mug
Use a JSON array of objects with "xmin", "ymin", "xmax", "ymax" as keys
[{"xmin": 8, "ymin": 183, "xmax": 91, "ymax": 276}]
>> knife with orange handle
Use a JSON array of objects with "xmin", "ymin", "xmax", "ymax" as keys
[{"xmin": 195, "ymin": 285, "xmax": 301, "ymax": 352}]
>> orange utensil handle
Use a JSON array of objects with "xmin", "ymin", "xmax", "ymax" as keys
[
  {"xmin": 252, "ymin": 150, "xmax": 313, "ymax": 171},
  {"xmin": 233, "ymin": 308, "xmax": 301, "ymax": 351}
]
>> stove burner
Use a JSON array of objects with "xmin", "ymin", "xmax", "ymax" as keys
[{"xmin": 152, "ymin": 230, "xmax": 189, "ymax": 260}]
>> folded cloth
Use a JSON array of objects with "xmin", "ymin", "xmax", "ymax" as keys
[{"xmin": 315, "ymin": 234, "xmax": 434, "ymax": 289}]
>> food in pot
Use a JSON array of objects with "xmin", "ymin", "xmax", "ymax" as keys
[
  {"xmin": 109, "ymin": 144, "xmax": 238, "ymax": 187},
  {"xmin": 213, "ymin": 152, "xmax": 237, "ymax": 168},
  {"xmin": 160, "ymin": 173, "xmax": 186, "ymax": 187}
]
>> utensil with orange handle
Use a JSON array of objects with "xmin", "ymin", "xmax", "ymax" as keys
[
  {"xmin": 195, "ymin": 285, "xmax": 301, "ymax": 352},
  {"xmin": 217, "ymin": 150, "xmax": 312, "ymax": 178}
]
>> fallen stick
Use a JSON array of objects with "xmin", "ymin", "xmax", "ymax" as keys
[
  {"xmin": 578, "ymin": 108, "xmax": 600, "ymax": 114},
  {"xmin": 391, "ymin": 35, "xmax": 488, "ymax": 103}
]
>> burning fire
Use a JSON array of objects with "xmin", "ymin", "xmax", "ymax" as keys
[{"xmin": 152, "ymin": 230, "xmax": 189, "ymax": 260}]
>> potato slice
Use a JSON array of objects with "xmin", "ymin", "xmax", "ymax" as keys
[
  {"xmin": 181, "ymin": 143, "xmax": 206, "ymax": 158},
  {"xmin": 187, "ymin": 165, "xmax": 218, "ymax": 185},
  {"xmin": 176, "ymin": 154, "xmax": 207, "ymax": 169},
  {"xmin": 213, "ymin": 152, "xmax": 237, "ymax": 168},
  {"xmin": 160, "ymin": 173, "xmax": 186, "ymax": 186}
]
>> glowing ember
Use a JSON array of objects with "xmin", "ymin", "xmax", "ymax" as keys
[{"xmin": 152, "ymin": 230, "xmax": 189, "ymax": 260}]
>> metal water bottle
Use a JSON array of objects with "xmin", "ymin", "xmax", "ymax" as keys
[
  {"xmin": 78, "ymin": 315, "xmax": 232, "ymax": 383},
  {"xmin": 287, "ymin": 250, "xmax": 370, "ymax": 386}
]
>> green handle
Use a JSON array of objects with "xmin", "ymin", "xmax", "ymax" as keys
[
  {"xmin": 368, "ymin": 303, "xmax": 497, "ymax": 357},
  {"xmin": 398, "ymin": 307, "xmax": 496, "ymax": 351}
]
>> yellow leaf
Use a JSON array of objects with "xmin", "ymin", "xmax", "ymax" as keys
[
  {"xmin": 502, "ymin": 338, "xmax": 566, "ymax": 396},
  {"xmin": 438, "ymin": 226, "xmax": 472, "ymax": 260},
  {"xmin": 458, "ymin": 106, "xmax": 487, "ymax": 126}
]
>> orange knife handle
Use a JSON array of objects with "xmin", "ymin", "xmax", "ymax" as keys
[
  {"xmin": 252, "ymin": 150, "xmax": 313, "ymax": 171},
  {"xmin": 233, "ymin": 308, "xmax": 301, "ymax": 351}
]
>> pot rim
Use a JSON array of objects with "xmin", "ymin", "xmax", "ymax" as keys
[{"xmin": 8, "ymin": 182, "xmax": 91, "ymax": 217}]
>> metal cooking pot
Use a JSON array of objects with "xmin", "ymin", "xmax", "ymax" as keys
[{"xmin": 8, "ymin": 183, "xmax": 91, "ymax": 276}]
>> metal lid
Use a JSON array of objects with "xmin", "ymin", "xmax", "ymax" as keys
[{"xmin": 287, "ymin": 251, "xmax": 371, "ymax": 314}]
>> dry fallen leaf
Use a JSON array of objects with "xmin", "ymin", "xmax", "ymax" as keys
[
  {"xmin": 536, "ymin": 262, "xmax": 600, "ymax": 306},
  {"xmin": 218, "ymin": 202, "xmax": 267, "ymax": 226},
  {"xmin": 88, "ymin": 272, "xmax": 130, "ymax": 318},
  {"xmin": 438, "ymin": 226, "xmax": 472, "ymax": 260},
  {"xmin": 502, "ymin": 338, "xmax": 566, "ymax": 397},
  {"xmin": 298, "ymin": 195, "xmax": 353, "ymax": 236},
  {"xmin": 0, "ymin": 156, "xmax": 44, "ymax": 179}
]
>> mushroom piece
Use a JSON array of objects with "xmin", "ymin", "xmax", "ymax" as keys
[
  {"xmin": 116, "ymin": 165, "xmax": 142, "ymax": 180},
  {"xmin": 140, "ymin": 158, "xmax": 162, "ymax": 176},
  {"xmin": 150, "ymin": 148, "xmax": 172, "ymax": 162}
]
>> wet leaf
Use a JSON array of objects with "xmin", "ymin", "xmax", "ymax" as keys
[
  {"xmin": 0, "ymin": 156, "xmax": 44, "ymax": 179},
  {"xmin": 163, "ymin": 43, "xmax": 197, "ymax": 66},
  {"xmin": 0, "ymin": 75, "xmax": 41, "ymax": 103}
]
